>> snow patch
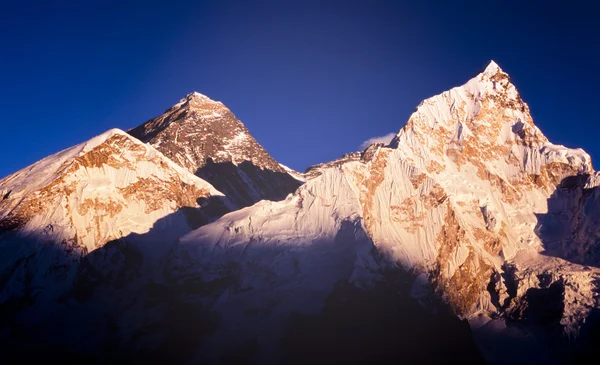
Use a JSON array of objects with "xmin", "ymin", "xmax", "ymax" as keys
[{"xmin": 359, "ymin": 132, "xmax": 396, "ymax": 150}]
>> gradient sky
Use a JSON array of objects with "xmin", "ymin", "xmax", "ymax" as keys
[{"xmin": 1, "ymin": 0, "xmax": 599, "ymax": 178}]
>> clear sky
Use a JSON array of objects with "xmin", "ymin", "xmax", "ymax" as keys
[{"xmin": 1, "ymin": 0, "xmax": 599, "ymax": 178}]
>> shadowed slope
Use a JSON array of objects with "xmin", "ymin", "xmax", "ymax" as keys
[
  {"xmin": 0, "ymin": 211, "xmax": 485, "ymax": 364},
  {"xmin": 129, "ymin": 92, "xmax": 302, "ymax": 209}
]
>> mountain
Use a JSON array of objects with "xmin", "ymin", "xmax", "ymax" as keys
[
  {"xmin": 1, "ymin": 62, "xmax": 599, "ymax": 364},
  {"xmin": 167, "ymin": 61, "xmax": 600, "ymax": 363},
  {"xmin": 128, "ymin": 92, "xmax": 302, "ymax": 208},
  {"xmin": 302, "ymin": 151, "xmax": 362, "ymax": 180},
  {"xmin": 0, "ymin": 128, "xmax": 229, "ymax": 359}
]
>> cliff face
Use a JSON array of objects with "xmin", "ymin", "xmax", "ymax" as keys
[
  {"xmin": 129, "ymin": 92, "xmax": 302, "ymax": 208},
  {"xmin": 0, "ymin": 128, "xmax": 226, "ymax": 315},
  {"xmin": 168, "ymin": 62, "xmax": 600, "ymax": 362},
  {"xmin": 1, "ymin": 62, "xmax": 599, "ymax": 363}
]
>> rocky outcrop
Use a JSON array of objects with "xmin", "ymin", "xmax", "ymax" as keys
[
  {"xmin": 0, "ymin": 128, "xmax": 225, "ymax": 311},
  {"xmin": 168, "ymin": 61, "xmax": 600, "ymax": 362},
  {"xmin": 1, "ymin": 62, "xmax": 599, "ymax": 363},
  {"xmin": 129, "ymin": 92, "xmax": 302, "ymax": 208}
]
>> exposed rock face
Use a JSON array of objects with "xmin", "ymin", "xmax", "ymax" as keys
[
  {"xmin": 129, "ymin": 92, "xmax": 302, "ymax": 208},
  {"xmin": 1, "ymin": 62, "xmax": 599, "ymax": 363},
  {"xmin": 303, "ymin": 151, "xmax": 362, "ymax": 180},
  {"xmin": 168, "ymin": 61, "xmax": 600, "ymax": 362},
  {"xmin": 0, "ymin": 129, "xmax": 226, "ymax": 338}
]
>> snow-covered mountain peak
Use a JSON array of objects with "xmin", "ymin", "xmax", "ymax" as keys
[
  {"xmin": 389, "ymin": 62, "xmax": 592, "ymax": 183},
  {"xmin": 0, "ymin": 128, "xmax": 221, "ymax": 202},
  {"xmin": 2, "ymin": 64, "xmax": 600, "ymax": 363},
  {"xmin": 164, "ymin": 64, "xmax": 600, "ymax": 358},
  {"xmin": 81, "ymin": 128, "xmax": 128, "ymax": 151},
  {"xmin": 471, "ymin": 59, "xmax": 515, "ymax": 98},
  {"xmin": 0, "ymin": 126, "xmax": 232, "ymax": 334},
  {"xmin": 179, "ymin": 91, "xmax": 225, "ymax": 108},
  {"xmin": 0, "ymin": 124, "xmax": 227, "ymax": 260},
  {"xmin": 482, "ymin": 60, "xmax": 502, "ymax": 77}
]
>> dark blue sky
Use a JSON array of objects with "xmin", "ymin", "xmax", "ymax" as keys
[{"xmin": 1, "ymin": 0, "xmax": 599, "ymax": 178}]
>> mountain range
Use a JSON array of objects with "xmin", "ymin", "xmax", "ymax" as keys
[{"xmin": 1, "ymin": 61, "xmax": 599, "ymax": 364}]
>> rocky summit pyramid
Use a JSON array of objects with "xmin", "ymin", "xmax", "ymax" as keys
[
  {"xmin": 0, "ymin": 62, "xmax": 599, "ymax": 364},
  {"xmin": 128, "ymin": 92, "xmax": 302, "ymax": 208}
]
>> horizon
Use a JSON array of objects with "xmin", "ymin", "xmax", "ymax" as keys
[{"xmin": 1, "ymin": 1, "xmax": 599, "ymax": 178}]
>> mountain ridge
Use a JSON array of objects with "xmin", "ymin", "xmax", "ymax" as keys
[
  {"xmin": 128, "ymin": 91, "xmax": 302, "ymax": 209},
  {"xmin": 0, "ymin": 62, "xmax": 599, "ymax": 363},
  {"xmin": 167, "ymin": 61, "xmax": 600, "ymax": 362}
]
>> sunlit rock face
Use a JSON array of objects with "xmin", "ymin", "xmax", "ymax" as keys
[
  {"xmin": 0, "ymin": 129, "xmax": 227, "ymax": 356},
  {"xmin": 0, "ymin": 128, "xmax": 222, "ymax": 248},
  {"xmin": 129, "ymin": 92, "xmax": 303, "ymax": 209},
  {"xmin": 1, "ymin": 63, "xmax": 599, "ymax": 364},
  {"xmin": 168, "ymin": 61, "xmax": 600, "ymax": 363}
]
